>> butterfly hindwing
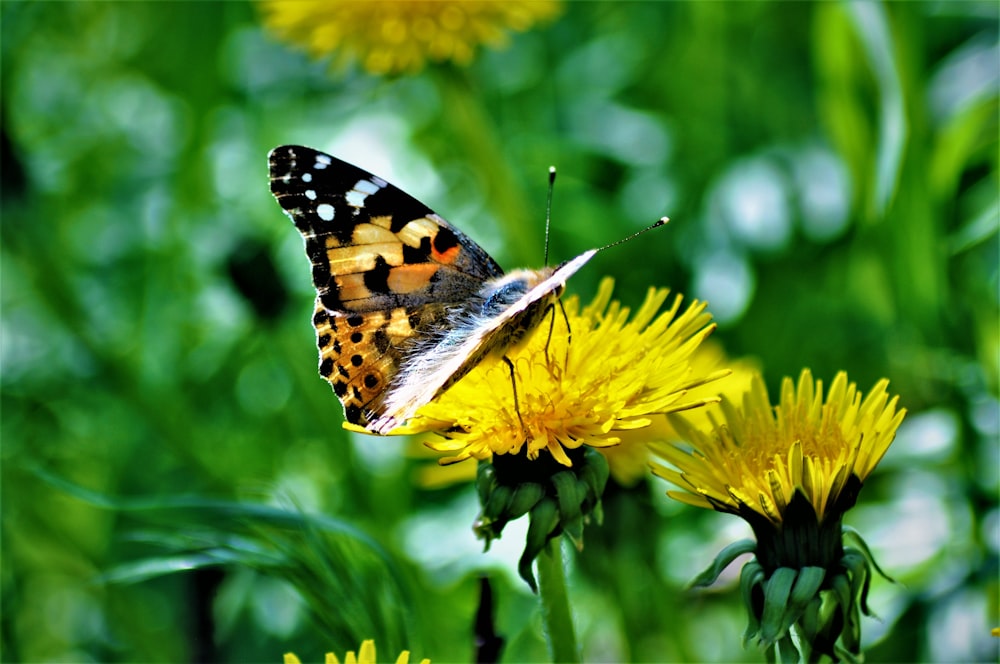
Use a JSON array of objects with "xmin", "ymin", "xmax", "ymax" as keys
[{"xmin": 312, "ymin": 298, "xmax": 448, "ymax": 426}]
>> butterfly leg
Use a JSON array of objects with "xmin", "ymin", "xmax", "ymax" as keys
[
  {"xmin": 558, "ymin": 299, "xmax": 573, "ymax": 367},
  {"xmin": 557, "ymin": 298, "xmax": 572, "ymax": 343},
  {"xmin": 542, "ymin": 299, "xmax": 574, "ymax": 365},
  {"xmin": 542, "ymin": 303, "xmax": 556, "ymax": 364},
  {"xmin": 502, "ymin": 355, "xmax": 526, "ymax": 431},
  {"xmin": 542, "ymin": 299, "xmax": 574, "ymax": 368}
]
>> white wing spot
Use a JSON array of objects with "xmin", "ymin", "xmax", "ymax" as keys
[
  {"xmin": 346, "ymin": 178, "xmax": 385, "ymax": 208},
  {"xmin": 314, "ymin": 155, "xmax": 332, "ymax": 170},
  {"xmin": 305, "ymin": 189, "xmax": 317, "ymax": 200},
  {"xmin": 355, "ymin": 179, "xmax": 382, "ymax": 195},
  {"xmin": 302, "ymin": 172, "xmax": 313, "ymax": 183},
  {"xmin": 317, "ymin": 203, "xmax": 335, "ymax": 221}
]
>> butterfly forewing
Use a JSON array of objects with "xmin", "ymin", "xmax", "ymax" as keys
[{"xmin": 269, "ymin": 145, "xmax": 502, "ymax": 313}]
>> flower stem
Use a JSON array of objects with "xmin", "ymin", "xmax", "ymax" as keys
[{"xmin": 537, "ymin": 538, "xmax": 579, "ymax": 663}]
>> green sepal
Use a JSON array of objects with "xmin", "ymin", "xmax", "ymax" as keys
[
  {"xmin": 507, "ymin": 482, "xmax": 545, "ymax": 519},
  {"xmin": 789, "ymin": 566, "xmax": 825, "ymax": 605},
  {"xmin": 799, "ymin": 595, "xmax": 821, "ymax": 636},
  {"xmin": 578, "ymin": 462, "xmax": 603, "ymax": 500},
  {"xmin": 759, "ymin": 567, "xmax": 797, "ymax": 644},
  {"xmin": 843, "ymin": 525, "xmax": 894, "ymax": 583},
  {"xmin": 775, "ymin": 632, "xmax": 800, "ymax": 664},
  {"xmin": 583, "ymin": 448, "xmax": 610, "ymax": 495},
  {"xmin": 757, "ymin": 565, "xmax": 823, "ymax": 661},
  {"xmin": 835, "ymin": 642, "xmax": 863, "ymax": 664},
  {"xmin": 785, "ymin": 566, "xmax": 825, "ymax": 628},
  {"xmin": 739, "ymin": 559, "xmax": 766, "ymax": 646},
  {"xmin": 690, "ymin": 538, "xmax": 757, "ymax": 588},
  {"xmin": 820, "ymin": 589, "xmax": 847, "ymax": 660},
  {"xmin": 519, "ymin": 497, "xmax": 560, "ymax": 592},
  {"xmin": 483, "ymin": 485, "xmax": 513, "ymax": 522},
  {"xmin": 575, "ymin": 478, "xmax": 592, "ymax": 514},
  {"xmin": 473, "ymin": 514, "xmax": 499, "ymax": 551},
  {"xmin": 841, "ymin": 549, "xmax": 875, "ymax": 618},
  {"xmin": 590, "ymin": 498, "xmax": 604, "ymax": 526},
  {"xmin": 829, "ymin": 572, "xmax": 859, "ymax": 655},
  {"xmin": 551, "ymin": 470, "xmax": 584, "ymax": 549},
  {"xmin": 796, "ymin": 595, "xmax": 823, "ymax": 661},
  {"xmin": 476, "ymin": 462, "xmax": 498, "ymax": 506},
  {"xmin": 842, "ymin": 587, "xmax": 862, "ymax": 657},
  {"xmin": 841, "ymin": 551, "xmax": 871, "ymax": 655}
]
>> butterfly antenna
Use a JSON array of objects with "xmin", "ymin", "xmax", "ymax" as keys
[
  {"xmin": 543, "ymin": 166, "xmax": 556, "ymax": 265},
  {"xmin": 595, "ymin": 217, "xmax": 670, "ymax": 253}
]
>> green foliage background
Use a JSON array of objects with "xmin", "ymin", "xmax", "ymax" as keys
[{"xmin": 2, "ymin": 2, "xmax": 997, "ymax": 662}]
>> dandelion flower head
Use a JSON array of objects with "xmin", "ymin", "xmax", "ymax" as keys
[
  {"xmin": 398, "ymin": 278, "xmax": 721, "ymax": 468},
  {"xmin": 653, "ymin": 369, "xmax": 906, "ymax": 527},
  {"xmin": 260, "ymin": 0, "xmax": 563, "ymax": 75}
]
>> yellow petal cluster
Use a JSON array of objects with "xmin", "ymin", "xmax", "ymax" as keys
[
  {"xmin": 652, "ymin": 369, "xmax": 905, "ymax": 524},
  {"xmin": 285, "ymin": 639, "xmax": 429, "ymax": 664},
  {"xmin": 599, "ymin": 341, "xmax": 758, "ymax": 485},
  {"xmin": 402, "ymin": 278, "xmax": 721, "ymax": 467},
  {"xmin": 259, "ymin": 0, "xmax": 562, "ymax": 75}
]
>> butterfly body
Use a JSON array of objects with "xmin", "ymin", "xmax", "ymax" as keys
[{"xmin": 269, "ymin": 145, "xmax": 593, "ymax": 433}]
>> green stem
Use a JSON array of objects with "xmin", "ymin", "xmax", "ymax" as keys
[{"xmin": 537, "ymin": 538, "xmax": 579, "ymax": 663}]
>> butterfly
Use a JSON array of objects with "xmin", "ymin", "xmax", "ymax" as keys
[{"xmin": 268, "ymin": 145, "xmax": 598, "ymax": 435}]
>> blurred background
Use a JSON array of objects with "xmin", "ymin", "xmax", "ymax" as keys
[{"xmin": 2, "ymin": 1, "xmax": 997, "ymax": 662}]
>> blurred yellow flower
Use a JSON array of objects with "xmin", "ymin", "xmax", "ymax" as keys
[
  {"xmin": 652, "ymin": 369, "xmax": 904, "ymax": 528},
  {"xmin": 259, "ymin": 0, "xmax": 563, "ymax": 75},
  {"xmin": 398, "ymin": 278, "xmax": 722, "ymax": 467},
  {"xmin": 284, "ymin": 639, "xmax": 429, "ymax": 664}
]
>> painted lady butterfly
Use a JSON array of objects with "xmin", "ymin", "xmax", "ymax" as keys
[{"xmin": 268, "ymin": 145, "xmax": 597, "ymax": 434}]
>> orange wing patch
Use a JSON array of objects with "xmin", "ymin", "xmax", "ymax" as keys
[
  {"xmin": 313, "ymin": 298, "xmax": 444, "ymax": 425},
  {"xmin": 386, "ymin": 263, "xmax": 440, "ymax": 294}
]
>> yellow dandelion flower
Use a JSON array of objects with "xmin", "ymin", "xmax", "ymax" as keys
[
  {"xmin": 652, "ymin": 368, "xmax": 905, "ymax": 533},
  {"xmin": 391, "ymin": 278, "xmax": 721, "ymax": 590},
  {"xmin": 400, "ymin": 278, "xmax": 721, "ymax": 468},
  {"xmin": 651, "ymin": 369, "xmax": 906, "ymax": 661},
  {"xmin": 259, "ymin": 0, "xmax": 563, "ymax": 75},
  {"xmin": 284, "ymin": 640, "xmax": 429, "ymax": 664}
]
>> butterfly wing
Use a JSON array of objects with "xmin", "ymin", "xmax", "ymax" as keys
[
  {"xmin": 269, "ymin": 145, "xmax": 505, "ymax": 426},
  {"xmin": 269, "ymin": 145, "xmax": 504, "ymax": 312},
  {"xmin": 310, "ymin": 298, "xmax": 447, "ymax": 425},
  {"xmin": 372, "ymin": 249, "xmax": 597, "ymax": 433}
]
